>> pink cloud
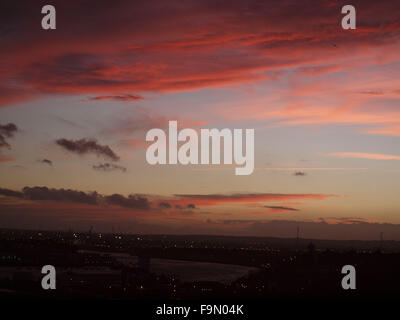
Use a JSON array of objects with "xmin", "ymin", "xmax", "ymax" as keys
[{"xmin": 1, "ymin": 0, "xmax": 400, "ymax": 110}]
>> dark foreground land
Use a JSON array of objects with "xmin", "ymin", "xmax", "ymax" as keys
[{"xmin": 1, "ymin": 228, "xmax": 400, "ymax": 299}]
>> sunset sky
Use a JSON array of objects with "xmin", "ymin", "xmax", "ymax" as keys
[{"xmin": 1, "ymin": 0, "xmax": 400, "ymax": 239}]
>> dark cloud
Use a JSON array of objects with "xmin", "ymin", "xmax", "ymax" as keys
[
  {"xmin": 158, "ymin": 202, "xmax": 172, "ymax": 209},
  {"xmin": 0, "ymin": 188, "xmax": 24, "ymax": 198},
  {"xmin": 264, "ymin": 205, "xmax": 299, "ymax": 212},
  {"xmin": 0, "ymin": 186, "xmax": 152, "ymax": 211},
  {"xmin": 317, "ymin": 217, "xmax": 373, "ymax": 224},
  {"xmin": 162, "ymin": 203, "xmax": 195, "ymax": 210},
  {"xmin": 92, "ymin": 163, "xmax": 127, "ymax": 172},
  {"xmin": 0, "ymin": 123, "xmax": 18, "ymax": 138},
  {"xmin": 39, "ymin": 159, "xmax": 53, "ymax": 166},
  {"xmin": 0, "ymin": 123, "xmax": 18, "ymax": 149},
  {"xmin": 3, "ymin": 185, "xmax": 400, "ymax": 240},
  {"xmin": 105, "ymin": 194, "xmax": 150, "ymax": 210},
  {"xmin": 0, "ymin": 186, "xmax": 334, "ymax": 216},
  {"xmin": 22, "ymin": 186, "xmax": 98, "ymax": 205},
  {"xmin": 293, "ymin": 171, "xmax": 306, "ymax": 176},
  {"xmin": 56, "ymin": 138, "xmax": 119, "ymax": 161},
  {"xmin": 88, "ymin": 94, "xmax": 144, "ymax": 102},
  {"xmin": 0, "ymin": 136, "xmax": 9, "ymax": 149},
  {"xmin": 219, "ymin": 220, "xmax": 256, "ymax": 225}
]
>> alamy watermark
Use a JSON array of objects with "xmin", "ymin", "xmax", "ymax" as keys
[
  {"xmin": 146, "ymin": 121, "xmax": 254, "ymax": 175},
  {"xmin": 40, "ymin": 4, "xmax": 356, "ymax": 31}
]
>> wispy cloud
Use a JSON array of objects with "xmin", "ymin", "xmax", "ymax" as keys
[
  {"xmin": 328, "ymin": 152, "xmax": 400, "ymax": 160},
  {"xmin": 39, "ymin": 159, "xmax": 53, "ymax": 166},
  {"xmin": 264, "ymin": 205, "xmax": 299, "ymax": 213},
  {"xmin": 87, "ymin": 94, "xmax": 144, "ymax": 102},
  {"xmin": 92, "ymin": 163, "xmax": 127, "ymax": 172}
]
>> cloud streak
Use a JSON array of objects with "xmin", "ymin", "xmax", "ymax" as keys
[
  {"xmin": 173, "ymin": 193, "xmax": 337, "ymax": 207},
  {"xmin": 56, "ymin": 138, "xmax": 120, "ymax": 161},
  {"xmin": 328, "ymin": 152, "xmax": 400, "ymax": 160},
  {"xmin": 0, "ymin": 187, "xmax": 336, "ymax": 213},
  {"xmin": 265, "ymin": 205, "xmax": 300, "ymax": 213},
  {"xmin": 0, "ymin": 186, "xmax": 178, "ymax": 212},
  {"xmin": 88, "ymin": 94, "xmax": 144, "ymax": 102},
  {"xmin": 104, "ymin": 194, "xmax": 150, "ymax": 210},
  {"xmin": 92, "ymin": 163, "xmax": 127, "ymax": 172},
  {"xmin": 22, "ymin": 186, "xmax": 98, "ymax": 205}
]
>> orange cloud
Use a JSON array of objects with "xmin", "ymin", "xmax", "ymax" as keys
[
  {"xmin": 0, "ymin": 155, "xmax": 15, "ymax": 163},
  {"xmin": 363, "ymin": 126, "xmax": 400, "ymax": 136},
  {"xmin": 328, "ymin": 152, "xmax": 400, "ymax": 160},
  {"xmin": 172, "ymin": 193, "xmax": 337, "ymax": 207}
]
